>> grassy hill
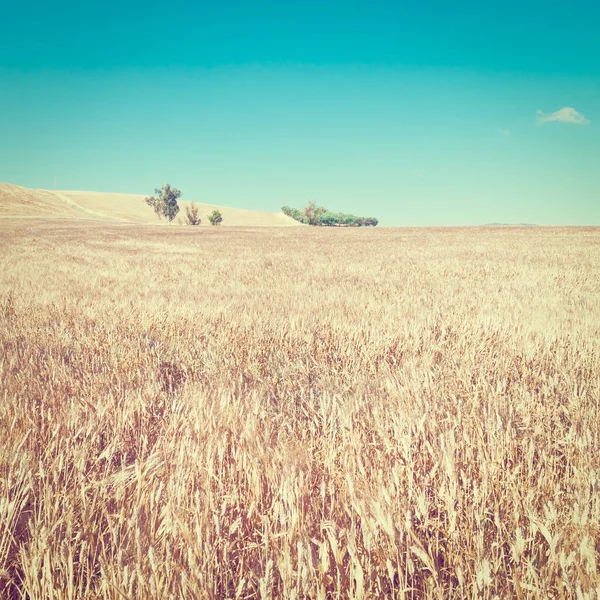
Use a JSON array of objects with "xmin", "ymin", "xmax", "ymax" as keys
[{"xmin": 0, "ymin": 183, "xmax": 302, "ymax": 227}]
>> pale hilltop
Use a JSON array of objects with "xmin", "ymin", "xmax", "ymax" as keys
[{"xmin": 0, "ymin": 183, "xmax": 302, "ymax": 227}]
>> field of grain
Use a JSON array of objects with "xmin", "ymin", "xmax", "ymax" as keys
[{"xmin": 1, "ymin": 219, "xmax": 599, "ymax": 599}]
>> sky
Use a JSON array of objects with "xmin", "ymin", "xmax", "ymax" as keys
[{"xmin": 1, "ymin": 0, "xmax": 599, "ymax": 226}]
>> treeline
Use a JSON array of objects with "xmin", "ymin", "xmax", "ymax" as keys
[{"xmin": 282, "ymin": 202, "xmax": 378, "ymax": 227}]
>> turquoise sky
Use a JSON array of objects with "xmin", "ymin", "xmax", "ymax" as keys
[{"xmin": 1, "ymin": 0, "xmax": 598, "ymax": 225}]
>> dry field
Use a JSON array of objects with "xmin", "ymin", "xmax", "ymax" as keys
[{"xmin": 1, "ymin": 219, "xmax": 599, "ymax": 599}]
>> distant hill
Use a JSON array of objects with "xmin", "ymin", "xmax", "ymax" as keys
[
  {"xmin": 483, "ymin": 222, "xmax": 538, "ymax": 227},
  {"xmin": 0, "ymin": 183, "xmax": 302, "ymax": 227}
]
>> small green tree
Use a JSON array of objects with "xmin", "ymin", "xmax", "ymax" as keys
[
  {"xmin": 185, "ymin": 202, "xmax": 201, "ymax": 225},
  {"xmin": 208, "ymin": 209, "xmax": 223, "ymax": 226},
  {"xmin": 144, "ymin": 184, "xmax": 181, "ymax": 222}
]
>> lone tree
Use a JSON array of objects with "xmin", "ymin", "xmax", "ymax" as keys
[
  {"xmin": 144, "ymin": 184, "xmax": 182, "ymax": 222},
  {"xmin": 185, "ymin": 202, "xmax": 201, "ymax": 225},
  {"xmin": 208, "ymin": 209, "xmax": 223, "ymax": 226}
]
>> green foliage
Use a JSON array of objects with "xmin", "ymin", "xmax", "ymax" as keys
[
  {"xmin": 319, "ymin": 212, "xmax": 337, "ymax": 226},
  {"xmin": 144, "ymin": 184, "xmax": 182, "ymax": 223},
  {"xmin": 282, "ymin": 204, "xmax": 378, "ymax": 227},
  {"xmin": 208, "ymin": 209, "xmax": 223, "ymax": 226},
  {"xmin": 185, "ymin": 203, "xmax": 201, "ymax": 226},
  {"xmin": 304, "ymin": 200, "xmax": 327, "ymax": 225},
  {"xmin": 282, "ymin": 206, "xmax": 308, "ymax": 224}
]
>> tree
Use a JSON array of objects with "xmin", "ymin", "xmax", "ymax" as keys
[
  {"xmin": 144, "ymin": 184, "xmax": 182, "ymax": 222},
  {"xmin": 304, "ymin": 200, "xmax": 327, "ymax": 225},
  {"xmin": 208, "ymin": 209, "xmax": 223, "ymax": 226},
  {"xmin": 185, "ymin": 202, "xmax": 201, "ymax": 225}
]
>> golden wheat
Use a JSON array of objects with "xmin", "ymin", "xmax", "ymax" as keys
[{"xmin": 1, "ymin": 220, "xmax": 599, "ymax": 598}]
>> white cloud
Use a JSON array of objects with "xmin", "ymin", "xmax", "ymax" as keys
[
  {"xmin": 537, "ymin": 107, "xmax": 590, "ymax": 125},
  {"xmin": 499, "ymin": 128, "xmax": 511, "ymax": 136}
]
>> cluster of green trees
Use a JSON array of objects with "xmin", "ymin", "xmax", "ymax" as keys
[
  {"xmin": 282, "ymin": 201, "xmax": 378, "ymax": 227},
  {"xmin": 144, "ymin": 185, "xmax": 223, "ymax": 226}
]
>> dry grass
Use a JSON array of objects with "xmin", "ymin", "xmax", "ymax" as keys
[
  {"xmin": 1, "ymin": 219, "xmax": 599, "ymax": 599},
  {"xmin": 0, "ymin": 184, "xmax": 92, "ymax": 219}
]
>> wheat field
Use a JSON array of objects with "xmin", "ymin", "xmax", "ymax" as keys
[{"xmin": 1, "ymin": 219, "xmax": 599, "ymax": 599}]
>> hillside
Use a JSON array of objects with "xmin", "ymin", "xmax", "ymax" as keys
[
  {"xmin": 0, "ymin": 183, "xmax": 94, "ymax": 219},
  {"xmin": 0, "ymin": 183, "xmax": 302, "ymax": 226}
]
